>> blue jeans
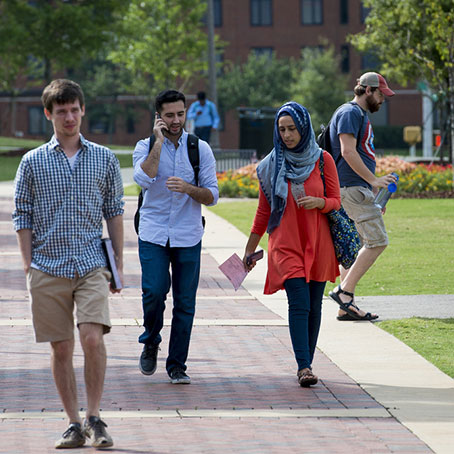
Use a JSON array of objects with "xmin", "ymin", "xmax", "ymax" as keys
[
  {"xmin": 283, "ymin": 278, "xmax": 326, "ymax": 371},
  {"xmin": 138, "ymin": 238, "xmax": 201, "ymax": 373},
  {"xmin": 194, "ymin": 126, "xmax": 212, "ymax": 143}
]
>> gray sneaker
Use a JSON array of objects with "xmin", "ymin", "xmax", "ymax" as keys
[
  {"xmin": 55, "ymin": 422, "xmax": 85, "ymax": 449},
  {"xmin": 169, "ymin": 367, "xmax": 191, "ymax": 384},
  {"xmin": 84, "ymin": 416, "xmax": 113, "ymax": 448}
]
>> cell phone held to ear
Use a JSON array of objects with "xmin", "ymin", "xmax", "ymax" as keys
[{"xmin": 246, "ymin": 249, "xmax": 264, "ymax": 266}]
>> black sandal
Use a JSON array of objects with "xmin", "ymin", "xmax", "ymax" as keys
[
  {"xmin": 297, "ymin": 368, "xmax": 318, "ymax": 387},
  {"xmin": 329, "ymin": 286, "xmax": 378, "ymax": 321}
]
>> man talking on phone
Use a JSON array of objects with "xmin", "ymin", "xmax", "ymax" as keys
[{"xmin": 133, "ymin": 89, "xmax": 218, "ymax": 384}]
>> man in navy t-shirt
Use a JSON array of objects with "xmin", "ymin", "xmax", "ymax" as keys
[{"xmin": 328, "ymin": 72, "xmax": 397, "ymax": 321}]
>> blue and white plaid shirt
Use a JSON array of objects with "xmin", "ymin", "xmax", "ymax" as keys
[{"xmin": 12, "ymin": 134, "xmax": 124, "ymax": 278}]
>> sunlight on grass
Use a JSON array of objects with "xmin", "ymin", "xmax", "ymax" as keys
[
  {"xmin": 124, "ymin": 184, "xmax": 141, "ymax": 196},
  {"xmin": 378, "ymin": 318, "xmax": 454, "ymax": 378},
  {"xmin": 209, "ymin": 199, "xmax": 268, "ymax": 251}
]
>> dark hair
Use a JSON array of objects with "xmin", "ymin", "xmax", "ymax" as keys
[
  {"xmin": 155, "ymin": 89, "xmax": 186, "ymax": 113},
  {"xmin": 41, "ymin": 79, "xmax": 85, "ymax": 113},
  {"xmin": 354, "ymin": 84, "xmax": 378, "ymax": 96},
  {"xmin": 197, "ymin": 91, "xmax": 206, "ymax": 101}
]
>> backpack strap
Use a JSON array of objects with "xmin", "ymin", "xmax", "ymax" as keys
[
  {"xmin": 186, "ymin": 133, "xmax": 200, "ymax": 186},
  {"xmin": 134, "ymin": 135, "xmax": 157, "ymax": 234},
  {"xmin": 330, "ymin": 102, "xmax": 365, "ymax": 166},
  {"xmin": 349, "ymin": 101, "xmax": 365, "ymax": 149}
]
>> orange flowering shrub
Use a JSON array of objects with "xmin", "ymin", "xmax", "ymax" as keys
[
  {"xmin": 217, "ymin": 156, "xmax": 453, "ymax": 198},
  {"xmin": 375, "ymin": 156, "xmax": 453, "ymax": 195},
  {"xmin": 375, "ymin": 156, "xmax": 417, "ymax": 175}
]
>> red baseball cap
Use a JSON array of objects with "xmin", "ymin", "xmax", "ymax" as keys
[{"xmin": 358, "ymin": 72, "xmax": 395, "ymax": 97}]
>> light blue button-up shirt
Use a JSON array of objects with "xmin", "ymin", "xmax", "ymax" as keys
[
  {"xmin": 187, "ymin": 100, "xmax": 220, "ymax": 129},
  {"xmin": 133, "ymin": 130, "xmax": 219, "ymax": 247}
]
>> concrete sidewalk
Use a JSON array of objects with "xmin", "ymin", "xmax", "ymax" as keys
[{"xmin": 0, "ymin": 192, "xmax": 453, "ymax": 453}]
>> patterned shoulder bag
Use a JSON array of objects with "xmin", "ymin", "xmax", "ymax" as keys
[{"xmin": 319, "ymin": 152, "xmax": 361, "ymax": 269}]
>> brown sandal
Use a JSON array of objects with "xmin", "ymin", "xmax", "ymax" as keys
[{"xmin": 297, "ymin": 368, "xmax": 318, "ymax": 387}]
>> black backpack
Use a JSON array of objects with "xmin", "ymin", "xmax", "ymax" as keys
[
  {"xmin": 316, "ymin": 102, "xmax": 365, "ymax": 165},
  {"xmin": 134, "ymin": 133, "xmax": 202, "ymax": 234}
]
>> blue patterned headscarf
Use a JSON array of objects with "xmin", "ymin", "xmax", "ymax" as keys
[{"xmin": 256, "ymin": 102, "xmax": 322, "ymax": 233}]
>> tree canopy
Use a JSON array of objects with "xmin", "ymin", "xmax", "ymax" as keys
[
  {"xmin": 109, "ymin": 0, "xmax": 208, "ymax": 97},
  {"xmin": 291, "ymin": 46, "xmax": 348, "ymax": 132},
  {"xmin": 0, "ymin": 0, "xmax": 129, "ymax": 84},
  {"xmin": 217, "ymin": 53, "xmax": 297, "ymax": 112},
  {"xmin": 349, "ymin": 0, "xmax": 454, "ymax": 161}
]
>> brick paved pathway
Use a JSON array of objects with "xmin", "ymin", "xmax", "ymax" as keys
[{"xmin": 0, "ymin": 196, "xmax": 432, "ymax": 453}]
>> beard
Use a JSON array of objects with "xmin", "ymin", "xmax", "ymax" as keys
[{"xmin": 365, "ymin": 94, "xmax": 382, "ymax": 113}]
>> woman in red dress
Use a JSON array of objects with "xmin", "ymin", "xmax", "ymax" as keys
[{"xmin": 243, "ymin": 102, "xmax": 341, "ymax": 387}]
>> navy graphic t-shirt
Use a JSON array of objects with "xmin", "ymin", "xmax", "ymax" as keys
[{"xmin": 329, "ymin": 102, "xmax": 376, "ymax": 189}]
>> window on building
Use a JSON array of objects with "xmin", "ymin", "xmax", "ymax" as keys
[
  {"xmin": 125, "ymin": 105, "xmax": 135, "ymax": 134},
  {"xmin": 28, "ymin": 106, "xmax": 47, "ymax": 135},
  {"xmin": 251, "ymin": 0, "xmax": 272, "ymax": 26},
  {"xmin": 252, "ymin": 47, "xmax": 274, "ymax": 59},
  {"xmin": 301, "ymin": 0, "xmax": 323, "ymax": 25},
  {"xmin": 340, "ymin": 0, "xmax": 348, "ymax": 24},
  {"xmin": 360, "ymin": 3, "xmax": 371, "ymax": 23},
  {"xmin": 340, "ymin": 44, "xmax": 350, "ymax": 73},
  {"xmin": 214, "ymin": 0, "xmax": 222, "ymax": 27}
]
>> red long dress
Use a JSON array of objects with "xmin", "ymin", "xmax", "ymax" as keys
[{"xmin": 252, "ymin": 151, "xmax": 341, "ymax": 294}]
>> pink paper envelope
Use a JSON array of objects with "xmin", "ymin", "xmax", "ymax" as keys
[{"xmin": 218, "ymin": 253, "xmax": 248, "ymax": 291}]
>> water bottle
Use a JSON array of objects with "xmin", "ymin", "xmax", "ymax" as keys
[{"xmin": 374, "ymin": 172, "xmax": 399, "ymax": 209}]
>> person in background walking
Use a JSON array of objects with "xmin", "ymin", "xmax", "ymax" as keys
[
  {"xmin": 187, "ymin": 91, "xmax": 220, "ymax": 144},
  {"xmin": 13, "ymin": 79, "xmax": 124, "ymax": 449},
  {"xmin": 243, "ymin": 102, "xmax": 341, "ymax": 387},
  {"xmin": 327, "ymin": 72, "xmax": 397, "ymax": 321}
]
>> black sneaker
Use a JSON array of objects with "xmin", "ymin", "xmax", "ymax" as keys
[
  {"xmin": 169, "ymin": 367, "xmax": 191, "ymax": 384},
  {"xmin": 84, "ymin": 416, "xmax": 113, "ymax": 448},
  {"xmin": 55, "ymin": 422, "xmax": 85, "ymax": 449},
  {"xmin": 139, "ymin": 344, "xmax": 160, "ymax": 375}
]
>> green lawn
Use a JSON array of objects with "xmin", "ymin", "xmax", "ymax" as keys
[
  {"xmin": 0, "ymin": 134, "xmax": 134, "ymax": 181},
  {"xmin": 378, "ymin": 318, "xmax": 454, "ymax": 378},
  {"xmin": 115, "ymin": 154, "xmax": 133, "ymax": 168},
  {"xmin": 208, "ymin": 198, "xmax": 454, "ymax": 296},
  {"xmin": 0, "ymin": 156, "xmax": 24, "ymax": 181},
  {"xmin": 0, "ymin": 136, "xmax": 133, "ymax": 151},
  {"xmin": 0, "ymin": 153, "xmax": 133, "ymax": 182},
  {"xmin": 0, "ymin": 136, "xmax": 43, "ymax": 149}
]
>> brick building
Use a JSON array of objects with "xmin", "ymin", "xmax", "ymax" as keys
[
  {"xmin": 214, "ymin": 0, "xmax": 421, "ymax": 150},
  {"xmin": 0, "ymin": 0, "xmax": 422, "ymax": 149}
]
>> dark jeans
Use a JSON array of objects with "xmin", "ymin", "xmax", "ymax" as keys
[
  {"xmin": 138, "ymin": 238, "xmax": 201, "ymax": 373},
  {"xmin": 283, "ymin": 278, "xmax": 326, "ymax": 371},
  {"xmin": 194, "ymin": 126, "xmax": 212, "ymax": 143}
]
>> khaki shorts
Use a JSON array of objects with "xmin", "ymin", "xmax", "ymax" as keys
[
  {"xmin": 26, "ymin": 267, "xmax": 112, "ymax": 343},
  {"xmin": 340, "ymin": 186, "xmax": 389, "ymax": 248}
]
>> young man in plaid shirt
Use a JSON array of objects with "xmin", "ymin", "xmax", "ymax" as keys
[{"xmin": 13, "ymin": 79, "xmax": 124, "ymax": 449}]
